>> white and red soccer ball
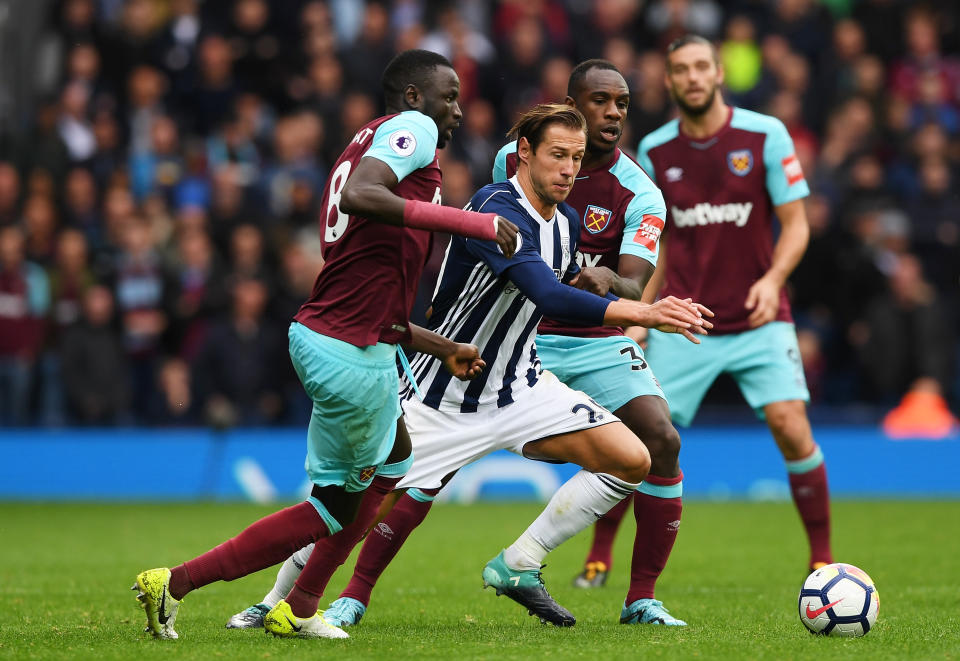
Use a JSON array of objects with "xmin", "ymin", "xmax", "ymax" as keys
[{"xmin": 798, "ymin": 563, "xmax": 879, "ymax": 637}]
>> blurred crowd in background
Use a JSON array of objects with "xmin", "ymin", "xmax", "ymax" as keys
[{"xmin": 1, "ymin": 0, "xmax": 959, "ymax": 428}]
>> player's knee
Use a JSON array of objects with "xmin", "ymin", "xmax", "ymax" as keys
[
  {"xmin": 644, "ymin": 418, "xmax": 682, "ymax": 464},
  {"xmin": 766, "ymin": 403, "xmax": 810, "ymax": 447}
]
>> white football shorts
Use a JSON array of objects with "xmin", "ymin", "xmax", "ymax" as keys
[{"xmin": 397, "ymin": 370, "xmax": 618, "ymax": 490}]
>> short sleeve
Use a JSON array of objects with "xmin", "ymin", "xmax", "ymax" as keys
[
  {"xmin": 492, "ymin": 141, "xmax": 516, "ymax": 183},
  {"xmin": 620, "ymin": 185, "xmax": 666, "ymax": 267},
  {"xmin": 364, "ymin": 111, "xmax": 438, "ymax": 182},
  {"xmin": 636, "ymin": 138, "xmax": 658, "ymax": 186},
  {"xmin": 762, "ymin": 118, "xmax": 810, "ymax": 206}
]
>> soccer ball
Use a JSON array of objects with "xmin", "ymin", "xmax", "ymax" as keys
[{"xmin": 798, "ymin": 563, "xmax": 879, "ymax": 637}]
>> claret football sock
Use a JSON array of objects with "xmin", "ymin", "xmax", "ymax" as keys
[
  {"xmin": 286, "ymin": 474, "xmax": 403, "ymax": 617},
  {"xmin": 626, "ymin": 472, "xmax": 683, "ymax": 603},
  {"xmin": 172, "ymin": 501, "xmax": 334, "ymax": 600},
  {"xmin": 786, "ymin": 445, "xmax": 833, "ymax": 566},
  {"xmin": 340, "ymin": 487, "xmax": 438, "ymax": 606},
  {"xmin": 504, "ymin": 471, "xmax": 640, "ymax": 571},
  {"xmin": 584, "ymin": 494, "xmax": 633, "ymax": 569}
]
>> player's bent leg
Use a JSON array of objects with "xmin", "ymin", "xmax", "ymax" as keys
[
  {"xmin": 328, "ymin": 486, "xmax": 441, "ymax": 625},
  {"xmin": 764, "ymin": 399, "xmax": 833, "ymax": 570},
  {"xmin": 484, "ymin": 422, "xmax": 647, "ymax": 626},
  {"xmin": 524, "ymin": 420, "xmax": 650, "ymax": 484},
  {"xmin": 226, "ymin": 543, "xmax": 316, "ymax": 629},
  {"xmin": 614, "ymin": 395, "xmax": 687, "ymax": 625},
  {"xmin": 572, "ymin": 495, "xmax": 630, "ymax": 588}
]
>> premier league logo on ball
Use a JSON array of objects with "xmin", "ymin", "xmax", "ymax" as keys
[{"xmin": 727, "ymin": 149, "xmax": 753, "ymax": 176}]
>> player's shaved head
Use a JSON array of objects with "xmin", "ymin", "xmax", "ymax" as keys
[
  {"xmin": 567, "ymin": 59, "xmax": 621, "ymax": 98},
  {"xmin": 381, "ymin": 49, "xmax": 454, "ymax": 107},
  {"xmin": 508, "ymin": 103, "xmax": 587, "ymax": 152}
]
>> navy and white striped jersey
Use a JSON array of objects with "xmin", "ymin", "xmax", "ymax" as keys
[{"xmin": 404, "ymin": 176, "xmax": 580, "ymax": 413}]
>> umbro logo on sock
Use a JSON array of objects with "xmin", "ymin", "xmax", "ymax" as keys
[{"xmin": 667, "ymin": 520, "xmax": 680, "ymax": 531}]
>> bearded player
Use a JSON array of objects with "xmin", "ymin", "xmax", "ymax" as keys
[
  {"xmin": 132, "ymin": 49, "xmax": 520, "ymax": 641},
  {"xmin": 582, "ymin": 34, "xmax": 833, "ymax": 581}
]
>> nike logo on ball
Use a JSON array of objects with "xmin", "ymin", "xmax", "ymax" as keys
[{"xmin": 805, "ymin": 599, "xmax": 842, "ymax": 618}]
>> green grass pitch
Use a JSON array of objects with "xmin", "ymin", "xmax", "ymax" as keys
[{"xmin": 1, "ymin": 501, "xmax": 958, "ymax": 660}]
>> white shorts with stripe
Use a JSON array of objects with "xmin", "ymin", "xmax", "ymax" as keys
[{"xmin": 397, "ymin": 370, "xmax": 618, "ymax": 490}]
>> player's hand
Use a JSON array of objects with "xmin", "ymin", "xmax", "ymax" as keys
[
  {"xmin": 442, "ymin": 342, "xmax": 486, "ymax": 381},
  {"xmin": 745, "ymin": 276, "xmax": 780, "ymax": 327},
  {"xmin": 495, "ymin": 215, "xmax": 519, "ymax": 259},
  {"xmin": 573, "ymin": 266, "xmax": 617, "ymax": 296},
  {"xmin": 639, "ymin": 296, "xmax": 714, "ymax": 344}
]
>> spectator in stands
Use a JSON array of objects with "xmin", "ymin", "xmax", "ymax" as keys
[
  {"xmin": 194, "ymin": 276, "xmax": 286, "ymax": 427},
  {"xmin": 167, "ymin": 228, "xmax": 225, "ymax": 360},
  {"xmin": 60, "ymin": 284, "xmax": 129, "ymax": 424},
  {"xmin": 0, "ymin": 162, "xmax": 21, "ymax": 227},
  {"xmin": 8, "ymin": 0, "xmax": 958, "ymax": 426},
  {"xmin": 852, "ymin": 253, "xmax": 954, "ymax": 404},
  {"xmin": 0, "ymin": 226, "xmax": 50, "ymax": 425},
  {"xmin": 129, "ymin": 115, "xmax": 185, "ymax": 203},
  {"xmin": 152, "ymin": 355, "xmax": 200, "ymax": 425},
  {"xmin": 110, "ymin": 216, "xmax": 168, "ymax": 422}
]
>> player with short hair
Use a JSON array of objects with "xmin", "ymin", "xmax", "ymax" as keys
[
  {"xmin": 582, "ymin": 34, "xmax": 833, "ymax": 580},
  {"xmin": 225, "ymin": 101, "xmax": 712, "ymax": 630},
  {"xmin": 494, "ymin": 59, "xmax": 690, "ymax": 626},
  {"xmin": 132, "ymin": 48, "xmax": 521, "ymax": 641}
]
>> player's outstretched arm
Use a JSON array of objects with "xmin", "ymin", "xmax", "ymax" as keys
[
  {"xmin": 405, "ymin": 323, "xmax": 485, "ymax": 381},
  {"xmin": 339, "ymin": 158, "xmax": 519, "ymax": 257},
  {"xmin": 745, "ymin": 198, "xmax": 809, "ymax": 327},
  {"xmin": 604, "ymin": 296, "xmax": 714, "ymax": 344}
]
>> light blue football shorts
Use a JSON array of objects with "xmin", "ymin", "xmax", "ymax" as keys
[
  {"xmin": 288, "ymin": 322, "xmax": 401, "ymax": 493},
  {"xmin": 536, "ymin": 334, "xmax": 665, "ymax": 413},
  {"xmin": 645, "ymin": 321, "xmax": 809, "ymax": 427}
]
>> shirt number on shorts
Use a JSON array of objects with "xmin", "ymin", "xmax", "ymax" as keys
[
  {"xmin": 572, "ymin": 398, "xmax": 604, "ymax": 424},
  {"xmin": 619, "ymin": 346, "xmax": 648, "ymax": 371}
]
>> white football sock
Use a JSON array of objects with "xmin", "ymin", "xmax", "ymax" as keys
[
  {"xmin": 261, "ymin": 543, "xmax": 314, "ymax": 606},
  {"xmin": 503, "ymin": 471, "xmax": 639, "ymax": 571}
]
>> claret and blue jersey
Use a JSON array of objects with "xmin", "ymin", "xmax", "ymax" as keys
[
  {"xmin": 638, "ymin": 107, "xmax": 810, "ymax": 334},
  {"xmin": 295, "ymin": 110, "xmax": 443, "ymax": 348},
  {"xmin": 405, "ymin": 176, "xmax": 584, "ymax": 413}
]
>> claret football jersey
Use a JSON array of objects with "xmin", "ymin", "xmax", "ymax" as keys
[
  {"xmin": 638, "ymin": 107, "xmax": 810, "ymax": 334},
  {"xmin": 494, "ymin": 142, "xmax": 665, "ymax": 338},
  {"xmin": 295, "ymin": 111, "xmax": 443, "ymax": 347}
]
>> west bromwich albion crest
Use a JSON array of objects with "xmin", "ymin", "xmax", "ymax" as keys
[
  {"xmin": 727, "ymin": 149, "xmax": 753, "ymax": 176},
  {"xmin": 583, "ymin": 205, "xmax": 612, "ymax": 234}
]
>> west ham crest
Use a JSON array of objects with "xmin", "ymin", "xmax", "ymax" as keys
[
  {"xmin": 727, "ymin": 149, "xmax": 753, "ymax": 176},
  {"xmin": 583, "ymin": 205, "xmax": 612, "ymax": 234}
]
